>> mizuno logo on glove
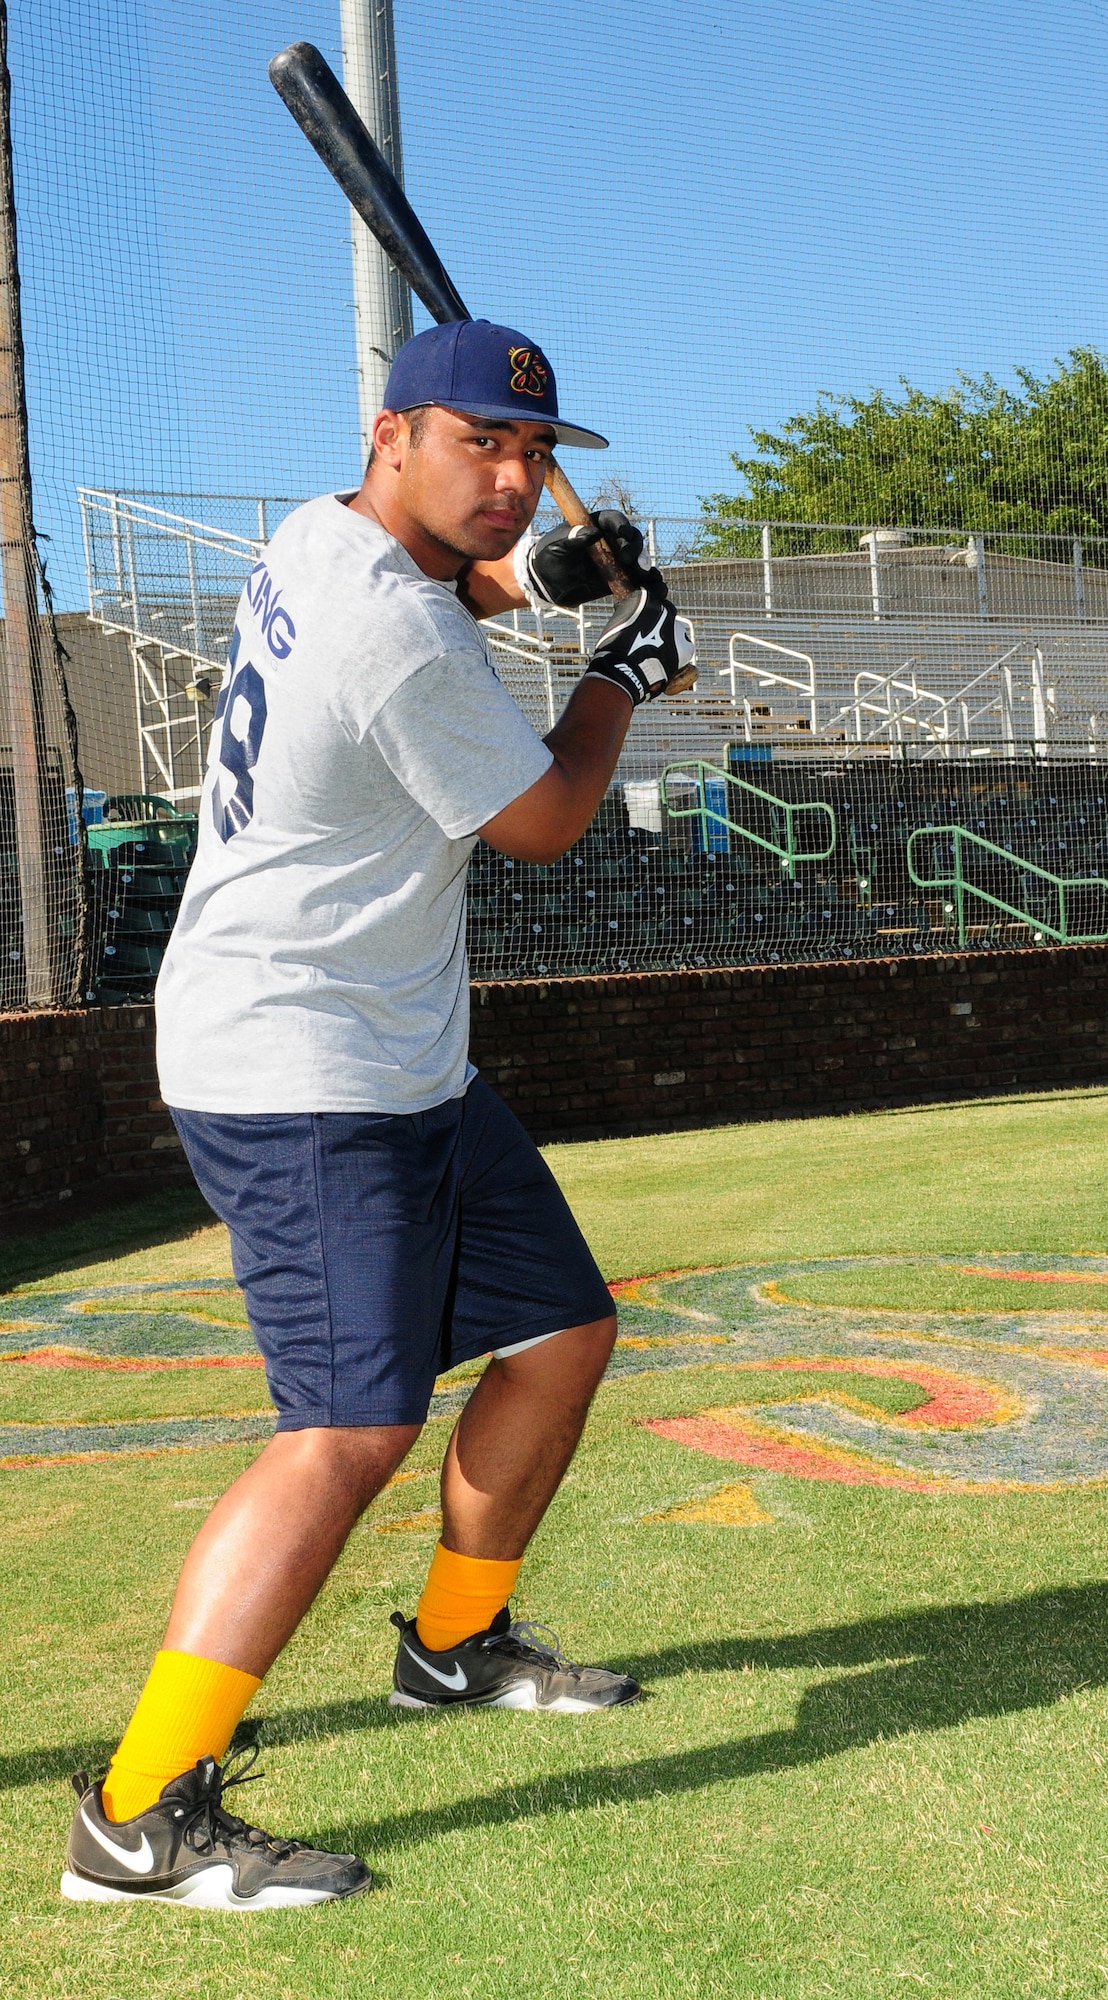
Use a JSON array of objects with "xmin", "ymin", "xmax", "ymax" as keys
[
  {"xmin": 625, "ymin": 607, "xmax": 671, "ymax": 656},
  {"xmin": 583, "ymin": 586, "xmax": 696, "ymax": 707}
]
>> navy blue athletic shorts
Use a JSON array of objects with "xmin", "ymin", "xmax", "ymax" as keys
[{"xmin": 170, "ymin": 1078, "xmax": 614, "ymax": 1430}]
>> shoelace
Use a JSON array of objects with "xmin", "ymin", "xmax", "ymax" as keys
[
  {"xmin": 488, "ymin": 1619, "xmax": 582, "ymax": 1672},
  {"xmin": 182, "ymin": 1744, "xmax": 301, "ymax": 1859}
]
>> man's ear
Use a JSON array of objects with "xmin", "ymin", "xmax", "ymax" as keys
[{"xmin": 370, "ymin": 409, "xmax": 405, "ymax": 470}]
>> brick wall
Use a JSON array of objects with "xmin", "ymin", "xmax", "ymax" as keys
[
  {"xmin": 471, "ymin": 944, "xmax": 1108, "ymax": 1139},
  {"xmin": 0, "ymin": 1004, "xmax": 187, "ymax": 1221},
  {"xmin": 2, "ymin": 944, "xmax": 1106, "ymax": 1219}
]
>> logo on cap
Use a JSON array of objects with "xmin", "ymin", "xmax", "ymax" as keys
[{"xmin": 508, "ymin": 346, "xmax": 548, "ymax": 399}]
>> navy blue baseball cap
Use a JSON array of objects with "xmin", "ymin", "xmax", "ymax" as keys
[{"xmin": 383, "ymin": 320, "xmax": 608, "ymax": 450}]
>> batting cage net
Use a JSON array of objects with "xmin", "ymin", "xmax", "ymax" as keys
[{"xmin": 4, "ymin": 0, "xmax": 1108, "ymax": 1004}]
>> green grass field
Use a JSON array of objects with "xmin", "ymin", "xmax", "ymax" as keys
[{"xmin": 6, "ymin": 1086, "xmax": 1108, "ymax": 1998}]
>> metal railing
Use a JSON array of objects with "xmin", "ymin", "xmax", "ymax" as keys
[
  {"xmin": 723, "ymin": 634, "xmax": 818, "ymax": 738},
  {"xmin": 74, "ymin": 489, "xmax": 1108, "ymax": 802},
  {"xmin": 650, "ymin": 518, "xmax": 1108, "ymax": 622},
  {"xmin": 907, "ymin": 824, "xmax": 1108, "ymax": 946},
  {"xmin": 830, "ymin": 642, "xmax": 1038, "ymax": 753},
  {"xmin": 483, "ymin": 620, "xmax": 580, "ymax": 732},
  {"xmin": 79, "ymin": 495, "xmax": 1108, "ymax": 634},
  {"xmin": 78, "ymin": 488, "xmax": 264, "ymax": 658},
  {"xmin": 722, "ymin": 629, "xmax": 1100, "ymax": 759},
  {"xmin": 77, "ymin": 490, "xmax": 270, "ymax": 806},
  {"xmin": 662, "ymin": 759, "xmax": 837, "ymax": 877}
]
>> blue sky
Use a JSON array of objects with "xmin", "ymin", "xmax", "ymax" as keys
[{"xmin": 12, "ymin": 0, "xmax": 1108, "ymax": 605}]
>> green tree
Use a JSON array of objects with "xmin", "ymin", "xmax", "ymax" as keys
[{"xmin": 696, "ymin": 347, "xmax": 1108, "ymax": 555}]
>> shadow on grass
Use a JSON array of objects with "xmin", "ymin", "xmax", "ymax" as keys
[
  {"xmin": 0, "ymin": 1740, "xmax": 117, "ymax": 1792},
  {"xmin": 10, "ymin": 1583, "xmax": 1108, "ymax": 1824},
  {"xmin": 0, "ymin": 1696, "xmax": 399, "ymax": 1795},
  {"xmin": 0, "ymin": 1186, "xmax": 216, "ymax": 1293},
  {"xmin": 310, "ymin": 1580, "xmax": 1108, "ymax": 1854},
  {"xmin": 234, "ymin": 1695, "xmax": 397, "ymax": 1752}
]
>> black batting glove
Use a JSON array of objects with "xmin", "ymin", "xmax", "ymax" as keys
[
  {"xmin": 514, "ymin": 510, "xmax": 663, "ymax": 609},
  {"xmin": 583, "ymin": 585, "xmax": 696, "ymax": 706}
]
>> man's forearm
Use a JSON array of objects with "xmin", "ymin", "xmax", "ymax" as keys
[{"xmin": 544, "ymin": 673, "xmax": 633, "ymax": 818}]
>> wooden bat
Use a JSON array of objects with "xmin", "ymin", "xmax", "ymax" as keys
[{"xmin": 268, "ymin": 41, "xmax": 696, "ymax": 691}]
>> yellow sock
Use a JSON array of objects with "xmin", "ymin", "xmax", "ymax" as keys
[
  {"xmin": 101, "ymin": 1649, "xmax": 262, "ymax": 1823},
  {"xmin": 415, "ymin": 1542, "xmax": 522, "ymax": 1652}
]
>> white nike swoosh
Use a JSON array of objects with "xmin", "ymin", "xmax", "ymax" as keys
[
  {"xmin": 80, "ymin": 1806, "xmax": 156, "ymax": 1874},
  {"xmin": 402, "ymin": 1642, "xmax": 468, "ymax": 1691}
]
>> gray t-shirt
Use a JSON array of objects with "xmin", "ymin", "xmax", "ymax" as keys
[{"xmin": 155, "ymin": 494, "xmax": 552, "ymax": 1112}]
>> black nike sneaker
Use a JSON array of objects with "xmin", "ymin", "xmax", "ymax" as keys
[
  {"xmin": 389, "ymin": 1607, "xmax": 642, "ymax": 1712},
  {"xmin": 61, "ymin": 1746, "xmax": 371, "ymax": 1909}
]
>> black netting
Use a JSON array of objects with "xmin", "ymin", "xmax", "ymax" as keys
[{"xmin": 5, "ymin": 0, "xmax": 1108, "ymax": 1003}]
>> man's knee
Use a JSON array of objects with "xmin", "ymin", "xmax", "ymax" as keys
[
  {"xmin": 498, "ymin": 1313, "xmax": 617, "ymax": 1394},
  {"xmin": 577, "ymin": 1313, "xmax": 618, "ymax": 1369},
  {"xmin": 553, "ymin": 1314, "xmax": 618, "ymax": 1375},
  {"xmin": 267, "ymin": 1421, "xmax": 421, "ymax": 1507}
]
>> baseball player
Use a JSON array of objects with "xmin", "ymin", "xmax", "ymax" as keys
[{"xmin": 62, "ymin": 319, "xmax": 695, "ymax": 1909}]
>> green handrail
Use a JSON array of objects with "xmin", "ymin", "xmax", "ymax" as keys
[
  {"xmin": 104, "ymin": 793, "xmax": 189, "ymax": 822},
  {"xmin": 661, "ymin": 760, "xmax": 837, "ymax": 878},
  {"xmin": 907, "ymin": 824, "xmax": 1108, "ymax": 946}
]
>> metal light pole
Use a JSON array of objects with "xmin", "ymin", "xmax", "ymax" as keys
[
  {"xmin": 0, "ymin": 0, "xmax": 54, "ymax": 1006},
  {"xmin": 339, "ymin": 0, "xmax": 413, "ymax": 462}
]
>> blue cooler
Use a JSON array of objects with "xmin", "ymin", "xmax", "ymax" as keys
[
  {"xmin": 66, "ymin": 787, "xmax": 107, "ymax": 844},
  {"xmin": 693, "ymin": 775, "xmax": 730, "ymax": 854}
]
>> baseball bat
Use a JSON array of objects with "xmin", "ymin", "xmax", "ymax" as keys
[{"xmin": 267, "ymin": 41, "xmax": 696, "ymax": 689}]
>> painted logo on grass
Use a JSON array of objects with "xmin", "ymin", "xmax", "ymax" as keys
[
  {"xmin": 613, "ymin": 1253, "xmax": 1108, "ymax": 1495},
  {"xmin": 645, "ymin": 1358, "xmax": 1023, "ymax": 1495},
  {"xmin": 5, "ymin": 1257, "xmax": 1108, "ymax": 1489},
  {"xmin": 0, "ymin": 1281, "xmax": 489, "ymax": 1467}
]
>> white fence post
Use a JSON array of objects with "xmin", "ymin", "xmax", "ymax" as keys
[{"xmin": 761, "ymin": 523, "xmax": 773, "ymax": 617}]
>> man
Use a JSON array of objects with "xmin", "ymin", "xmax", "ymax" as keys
[{"xmin": 62, "ymin": 319, "xmax": 695, "ymax": 1910}]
